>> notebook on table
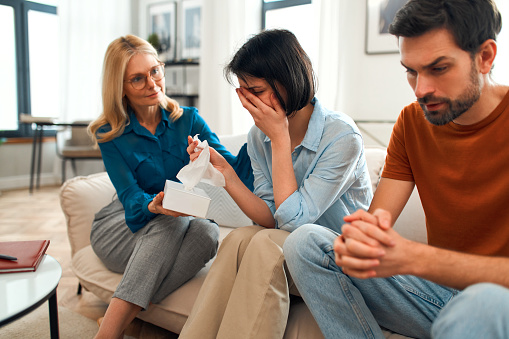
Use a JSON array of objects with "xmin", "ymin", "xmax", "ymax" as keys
[{"xmin": 0, "ymin": 240, "xmax": 50, "ymax": 273}]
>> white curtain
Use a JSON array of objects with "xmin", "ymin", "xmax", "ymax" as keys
[
  {"xmin": 58, "ymin": 0, "xmax": 132, "ymax": 123},
  {"xmin": 313, "ymin": 0, "xmax": 345, "ymax": 112},
  {"xmin": 198, "ymin": 0, "xmax": 261, "ymax": 136}
]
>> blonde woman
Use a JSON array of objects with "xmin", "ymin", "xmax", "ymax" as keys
[{"xmin": 88, "ymin": 35, "xmax": 252, "ymax": 338}]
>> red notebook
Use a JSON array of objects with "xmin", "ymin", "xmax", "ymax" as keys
[{"xmin": 0, "ymin": 240, "xmax": 50, "ymax": 273}]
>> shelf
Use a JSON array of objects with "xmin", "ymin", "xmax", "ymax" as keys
[
  {"xmin": 168, "ymin": 93, "xmax": 198, "ymax": 97},
  {"xmin": 164, "ymin": 60, "xmax": 199, "ymax": 66}
]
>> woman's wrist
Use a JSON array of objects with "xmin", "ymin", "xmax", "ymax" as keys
[
  {"xmin": 270, "ymin": 133, "xmax": 291, "ymax": 151},
  {"xmin": 148, "ymin": 201, "xmax": 157, "ymax": 214}
]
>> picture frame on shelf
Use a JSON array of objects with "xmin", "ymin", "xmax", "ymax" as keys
[
  {"xmin": 365, "ymin": 0, "xmax": 406, "ymax": 55},
  {"xmin": 148, "ymin": 2, "xmax": 177, "ymax": 62},
  {"xmin": 180, "ymin": 0, "xmax": 202, "ymax": 61}
]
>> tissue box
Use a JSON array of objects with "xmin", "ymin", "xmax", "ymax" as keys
[{"xmin": 162, "ymin": 180, "xmax": 211, "ymax": 218}]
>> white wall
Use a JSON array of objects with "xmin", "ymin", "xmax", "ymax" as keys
[{"xmin": 324, "ymin": 1, "xmax": 415, "ymax": 122}]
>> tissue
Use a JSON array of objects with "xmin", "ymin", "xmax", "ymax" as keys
[{"xmin": 176, "ymin": 135, "xmax": 225, "ymax": 189}]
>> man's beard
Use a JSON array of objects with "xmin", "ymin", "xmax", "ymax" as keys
[{"xmin": 418, "ymin": 63, "xmax": 482, "ymax": 126}]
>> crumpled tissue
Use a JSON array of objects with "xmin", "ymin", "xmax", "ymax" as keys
[{"xmin": 176, "ymin": 134, "xmax": 225, "ymax": 190}]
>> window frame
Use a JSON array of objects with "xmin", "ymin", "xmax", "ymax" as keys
[
  {"xmin": 0, "ymin": 0, "xmax": 57, "ymax": 138},
  {"xmin": 262, "ymin": 0, "xmax": 312, "ymax": 29}
]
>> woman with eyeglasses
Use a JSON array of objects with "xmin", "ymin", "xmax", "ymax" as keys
[{"xmin": 87, "ymin": 34, "xmax": 253, "ymax": 338}]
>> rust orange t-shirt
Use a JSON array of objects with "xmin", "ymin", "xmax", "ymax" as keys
[{"xmin": 382, "ymin": 90, "xmax": 509, "ymax": 257}]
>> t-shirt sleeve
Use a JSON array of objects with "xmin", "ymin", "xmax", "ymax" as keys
[{"xmin": 382, "ymin": 107, "xmax": 415, "ymax": 182}]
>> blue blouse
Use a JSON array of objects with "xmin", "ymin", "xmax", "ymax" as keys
[
  {"xmin": 97, "ymin": 106, "xmax": 253, "ymax": 233},
  {"xmin": 247, "ymin": 98, "xmax": 372, "ymax": 233}
]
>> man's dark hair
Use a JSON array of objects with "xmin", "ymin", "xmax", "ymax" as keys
[
  {"xmin": 389, "ymin": 0, "xmax": 502, "ymax": 55},
  {"xmin": 224, "ymin": 29, "xmax": 316, "ymax": 117}
]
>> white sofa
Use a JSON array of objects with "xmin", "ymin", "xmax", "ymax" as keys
[{"xmin": 60, "ymin": 134, "xmax": 426, "ymax": 338}]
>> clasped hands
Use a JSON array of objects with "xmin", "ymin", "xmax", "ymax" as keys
[{"xmin": 335, "ymin": 209, "xmax": 414, "ymax": 279}]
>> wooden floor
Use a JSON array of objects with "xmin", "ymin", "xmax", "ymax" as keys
[{"xmin": 0, "ymin": 185, "xmax": 176, "ymax": 338}]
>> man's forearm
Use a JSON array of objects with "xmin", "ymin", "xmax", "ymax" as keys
[{"xmin": 409, "ymin": 243, "xmax": 509, "ymax": 290}]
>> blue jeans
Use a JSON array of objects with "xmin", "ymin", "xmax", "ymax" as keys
[
  {"xmin": 284, "ymin": 224, "xmax": 509, "ymax": 339},
  {"xmin": 284, "ymin": 224, "xmax": 457, "ymax": 339},
  {"xmin": 431, "ymin": 283, "xmax": 509, "ymax": 338}
]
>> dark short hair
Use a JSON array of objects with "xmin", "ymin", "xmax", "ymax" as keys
[
  {"xmin": 389, "ymin": 0, "xmax": 502, "ymax": 55},
  {"xmin": 224, "ymin": 29, "xmax": 316, "ymax": 117}
]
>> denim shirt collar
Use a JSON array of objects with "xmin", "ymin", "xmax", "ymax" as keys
[{"xmin": 263, "ymin": 97, "xmax": 324, "ymax": 152}]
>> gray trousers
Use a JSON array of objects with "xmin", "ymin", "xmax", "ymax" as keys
[{"xmin": 90, "ymin": 198, "xmax": 219, "ymax": 309}]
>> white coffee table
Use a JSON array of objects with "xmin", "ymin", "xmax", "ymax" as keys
[{"xmin": 0, "ymin": 254, "xmax": 62, "ymax": 338}]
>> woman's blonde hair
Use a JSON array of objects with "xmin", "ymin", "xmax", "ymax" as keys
[{"xmin": 89, "ymin": 34, "xmax": 183, "ymax": 143}]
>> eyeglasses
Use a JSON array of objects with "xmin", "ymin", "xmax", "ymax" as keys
[{"xmin": 124, "ymin": 63, "xmax": 165, "ymax": 90}]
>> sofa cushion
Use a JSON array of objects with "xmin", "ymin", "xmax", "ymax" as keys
[
  {"xmin": 363, "ymin": 146, "xmax": 427, "ymax": 244},
  {"xmin": 60, "ymin": 172, "xmax": 115, "ymax": 255},
  {"xmin": 364, "ymin": 146, "xmax": 387, "ymax": 193}
]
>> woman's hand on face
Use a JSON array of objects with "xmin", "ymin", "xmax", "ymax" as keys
[
  {"xmin": 236, "ymin": 87, "xmax": 289, "ymax": 142},
  {"xmin": 149, "ymin": 192, "xmax": 190, "ymax": 217}
]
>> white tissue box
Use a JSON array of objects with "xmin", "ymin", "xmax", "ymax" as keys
[{"xmin": 162, "ymin": 180, "xmax": 211, "ymax": 218}]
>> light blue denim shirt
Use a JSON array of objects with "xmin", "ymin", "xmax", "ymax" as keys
[{"xmin": 247, "ymin": 98, "xmax": 372, "ymax": 233}]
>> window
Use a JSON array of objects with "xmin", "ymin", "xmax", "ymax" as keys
[
  {"xmin": 0, "ymin": 5, "xmax": 17, "ymax": 133},
  {"xmin": 262, "ymin": 0, "xmax": 315, "ymax": 64},
  {"xmin": 0, "ymin": 0, "xmax": 58, "ymax": 138}
]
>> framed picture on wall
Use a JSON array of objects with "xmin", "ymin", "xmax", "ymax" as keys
[
  {"xmin": 181, "ymin": 0, "xmax": 202, "ymax": 61},
  {"xmin": 148, "ymin": 2, "xmax": 177, "ymax": 62},
  {"xmin": 365, "ymin": 0, "xmax": 406, "ymax": 54}
]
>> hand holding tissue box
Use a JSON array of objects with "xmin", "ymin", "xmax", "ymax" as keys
[
  {"xmin": 162, "ymin": 180, "xmax": 211, "ymax": 218},
  {"xmin": 162, "ymin": 135, "xmax": 225, "ymax": 218}
]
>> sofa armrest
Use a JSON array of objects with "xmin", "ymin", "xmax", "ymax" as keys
[{"xmin": 60, "ymin": 172, "xmax": 115, "ymax": 256}]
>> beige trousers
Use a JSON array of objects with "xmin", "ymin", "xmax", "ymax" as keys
[{"xmin": 179, "ymin": 225, "xmax": 297, "ymax": 339}]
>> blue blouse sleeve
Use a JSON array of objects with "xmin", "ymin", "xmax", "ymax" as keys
[
  {"xmin": 188, "ymin": 108, "xmax": 254, "ymax": 191},
  {"xmin": 97, "ymin": 128, "xmax": 157, "ymax": 233},
  {"xmin": 246, "ymin": 121, "xmax": 368, "ymax": 232},
  {"xmin": 275, "ymin": 133, "xmax": 364, "ymax": 232},
  {"xmin": 247, "ymin": 128, "xmax": 276, "ymax": 215}
]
